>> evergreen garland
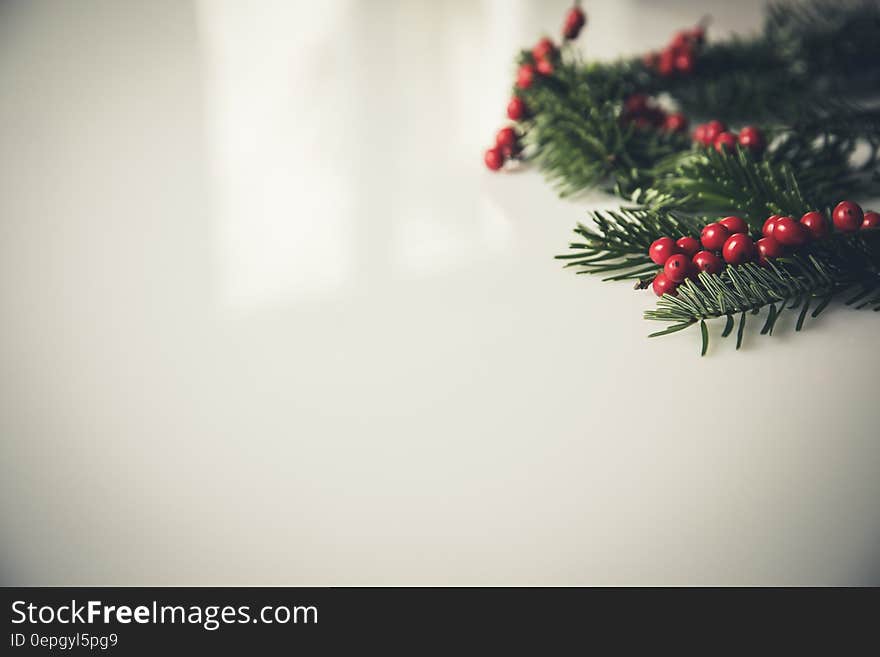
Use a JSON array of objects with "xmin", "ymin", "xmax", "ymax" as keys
[{"xmin": 487, "ymin": 0, "xmax": 880, "ymax": 355}]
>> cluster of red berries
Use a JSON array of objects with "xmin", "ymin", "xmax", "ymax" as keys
[
  {"xmin": 485, "ymin": 5, "xmax": 587, "ymax": 172},
  {"xmin": 621, "ymin": 94, "xmax": 688, "ymax": 134},
  {"xmin": 643, "ymin": 24, "xmax": 705, "ymax": 77},
  {"xmin": 648, "ymin": 201, "xmax": 879, "ymax": 296},
  {"xmin": 693, "ymin": 120, "xmax": 766, "ymax": 155}
]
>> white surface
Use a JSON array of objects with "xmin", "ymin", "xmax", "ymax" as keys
[{"xmin": 1, "ymin": 0, "xmax": 878, "ymax": 585}]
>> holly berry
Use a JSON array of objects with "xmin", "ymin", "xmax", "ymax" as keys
[
  {"xmin": 532, "ymin": 37, "xmax": 556, "ymax": 62},
  {"xmin": 714, "ymin": 131, "xmax": 738, "ymax": 153},
  {"xmin": 652, "ymin": 272, "xmax": 678, "ymax": 297},
  {"xmin": 737, "ymin": 126, "xmax": 766, "ymax": 154},
  {"xmin": 662, "ymin": 113, "xmax": 688, "ymax": 133},
  {"xmin": 692, "ymin": 250, "xmax": 723, "ymax": 275},
  {"xmin": 832, "ymin": 200, "xmax": 863, "ymax": 233},
  {"xmin": 799, "ymin": 211, "xmax": 829, "ymax": 240},
  {"xmin": 516, "ymin": 64, "xmax": 536, "ymax": 89},
  {"xmin": 863, "ymin": 211, "xmax": 880, "ymax": 229},
  {"xmin": 495, "ymin": 127, "xmax": 517, "ymax": 150},
  {"xmin": 700, "ymin": 222, "xmax": 730, "ymax": 251},
  {"xmin": 657, "ymin": 50, "xmax": 675, "ymax": 77},
  {"xmin": 648, "ymin": 236, "xmax": 679, "ymax": 265},
  {"xmin": 664, "ymin": 253, "xmax": 691, "ymax": 283},
  {"xmin": 674, "ymin": 50, "xmax": 695, "ymax": 74},
  {"xmin": 624, "ymin": 94, "xmax": 648, "ymax": 116},
  {"xmin": 722, "ymin": 233, "xmax": 756, "ymax": 265},
  {"xmin": 507, "ymin": 96, "xmax": 527, "ymax": 121},
  {"xmin": 719, "ymin": 215, "xmax": 748, "ymax": 235},
  {"xmin": 762, "ymin": 215, "xmax": 780, "ymax": 238},
  {"xmin": 772, "ymin": 216, "xmax": 809, "ymax": 246},
  {"xmin": 675, "ymin": 236, "xmax": 700, "ymax": 257},
  {"xmin": 535, "ymin": 58, "xmax": 554, "ymax": 76},
  {"xmin": 693, "ymin": 124, "xmax": 708, "ymax": 145},
  {"xmin": 703, "ymin": 120, "xmax": 727, "ymax": 144},
  {"xmin": 756, "ymin": 236, "xmax": 783, "ymax": 266},
  {"xmin": 484, "ymin": 147, "xmax": 504, "ymax": 171},
  {"xmin": 562, "ymin": 6, "xmax": 586, "ymax": 40}
]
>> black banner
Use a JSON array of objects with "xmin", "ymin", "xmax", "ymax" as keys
[{"xmin": 2, "ymin": 587, "xmax": 877, "ymax": 653}]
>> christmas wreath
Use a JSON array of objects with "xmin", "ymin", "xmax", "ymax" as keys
[{"xmin": 484, "ymin": 0, "xmax": 880, "ymax": 355}]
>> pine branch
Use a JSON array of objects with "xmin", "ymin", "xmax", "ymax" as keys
[{"xmin": 645, "ymin": 232, "xmax": 880, "ymax": 355}]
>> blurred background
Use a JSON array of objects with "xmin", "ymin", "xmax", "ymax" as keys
[{"xmin": 1, "ymin": 0, "xmax": 878, "ymax": 585}]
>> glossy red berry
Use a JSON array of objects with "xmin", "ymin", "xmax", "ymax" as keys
[
  {"xmin": 756, "ymin": 236, "xmax": 783, "ymax": 266},
  {"xmin": 799, "ymin": 211, "xmax": 829, "ymax": 240},
  {"xmin": 832, "ymin": 200, "xmax": 864, "ymax": 233},
  {"xmin": 484, "ymin": 147, "xmax": 504, "ymax": 171},
  {"xmin": 719, "ymin": 215, "xmax": 748, "ymax": 235},
  {"xmin": 700, "ymin": 222, "xmax": 730, "ymax": 251},
  {"xmin": 692, "ymin": 250, "xmax": 723, "ymax": 275},
  {"xmin": 714, "ymin": 131, "xmax": 738, "ymax": 153},
  {"xmin": 662, "ymin": 113, "xmax": 688, "ymax": 133},
  {"xmin": 562, "ymin": 6, "xmax": 586, "ymax": 40},
  {"xmin": 693, "ymin": 123, "xmax": 708, "ymax": 145},
  {"xmin": 675, "ymin": 236, "xmax": 700, "ymax": 257},
  {"xmin": 674, "ymin": 50, "xmax": 695, "ymax": 74},
  {"xmin": 507, "ymin": 97, "xmax": 527, "ymax": 121},
  {"xmin": 664, "ymin": 253, "xmax": 691, "ymax": 283},
  {"xmin": 532, "ymin": 37, "xmax": 556, "ymax": 62},
  {"xmin": 722, "ymin": 233, "xmax": 756, "ymax": 265},
  {"xmin": 657, "ymin": 49, "xmax": 675, "ymax": 77},
  {"xmin": 495, "ymin": 127, "xmax": 517, "ymax": 149},
  {"xmin": 863, "ymin": 211, "xmax": 880, "ymax": 229},
  {"xmin": 703, "ymin": 120, "xmax": 727, "ymax": 144},
  {"xmin": 737, "ymin": 126, "xmax": 766, "ymax": 153},
  {"xmin": 652, "ymin": 272, "xmax": 678, "ymax": 297},
  {"xmin": 772, "ymin": 216, "xmax": 808, "ymax": 246},
  {"xmin": 762, "ymin": 215, "xmax": 780, "ymax": 238},
  {"xmin": 624, "ymin": 94, "xmax": 648, "ymax": 116},
  {"xmin": 648, "ymin": 236, "xmax": 679, "ymax": 265},
  {"xmin": 516, "ymin": 64, "xmax": 536, "ymax": 89},
  {"xmin": 535, "ymin": 57, "xmax": 554, "ymax": 76}
]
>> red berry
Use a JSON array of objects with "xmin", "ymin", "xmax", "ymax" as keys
[
  {"xmin": 756, "ymin": 236, "xmax": 783, "ymax": 266},
  {"xmin": 562, "ymin": 7, "xmax": 586, "ymax": 40},
  {"xmin": 652, "ymin": 272, "xmax": 678, "ymax": 297},
  {"xmin": 671, "ymin": 31, "xmax": 691, "ymax": 51},
  {"xmin": 648, "ymin": 236, "xmax": 679, "ymax": 265},
  {"xmin": 516, "ymin": 64, "xmax": 536, "ymax": 89},
  {"xmin": 664, "ymin": 253, "xmax": 691, "ymax": 283},
  {"xmin": 738, "ymin": 126, "xmax": 766, "ymax": 153},
  {"xmin": 507, "ymin": 96, "xmax": 527, "ymax": 121},
  {"xmin": 772, "ymin": 216, "xmax": 808, "ymax": 246},
  {"xmin": 484, "ymin": 147, "xmax": 504, "ymax": 171},
  {"xmin": 714, "ymin": 131, "xmax": 738, "ymax": 153},
  {"xmin": 495, "ymin": 127, "xmax": 517, "ymax": 149},
  {"xmin": 692, "ymin": 250, "xmax": 723, "ymax": 275},
  {"xmin": 674, "ymin": 50, "xmax": 695, "ymax": 74},
  {"xmin": 703, "ymin": 120, "xmax": 727, "ymax": 144},
  {"xmin": 675, "ymin": 236, "xmax": 700, "ymax": 257},
  {"xmin": 657, "ymin": 49, "xmax": 675, "ymax": 76},
  {"xmin": 532, "ymin": 37, "xmax": 556, "ymax": 62},
  {"xmin": 863, "ymin": 211, "xmax": 880, "ymax": 229},
  {"xmin": 832, "ymin": 200, "xmax": 864, "ymax": 233},
  {"xmin": 722, "ymin": 233, "xmax": 756, "ymax": 265},
  {"xmin": 536, "ymin": 58, "xmax": 554, "ymax": 76},
  {"xmin": 799, "ymin": 211, "xmax": 829, "ymax": 240},
  {"xmin": 693, "ymin": 123, "xmax": 708, "ymax": 145},
  {"xmin": 662, "ymin": 112, "xmax": 688, "ymax": 133},
  {"xmin": 700, "ymin": 222, "xmax": 730, "ymax": 251},
  {"xmin": 719, "ymin": 215, "xmax": 748, "ymax": 235},
  {"xmin": 762, "ymin": 215, "xmax": 780, "ymax": 238},
  {"xmin": 624, "ymin": 94, "xmax": 649, "ymax": 116}
]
